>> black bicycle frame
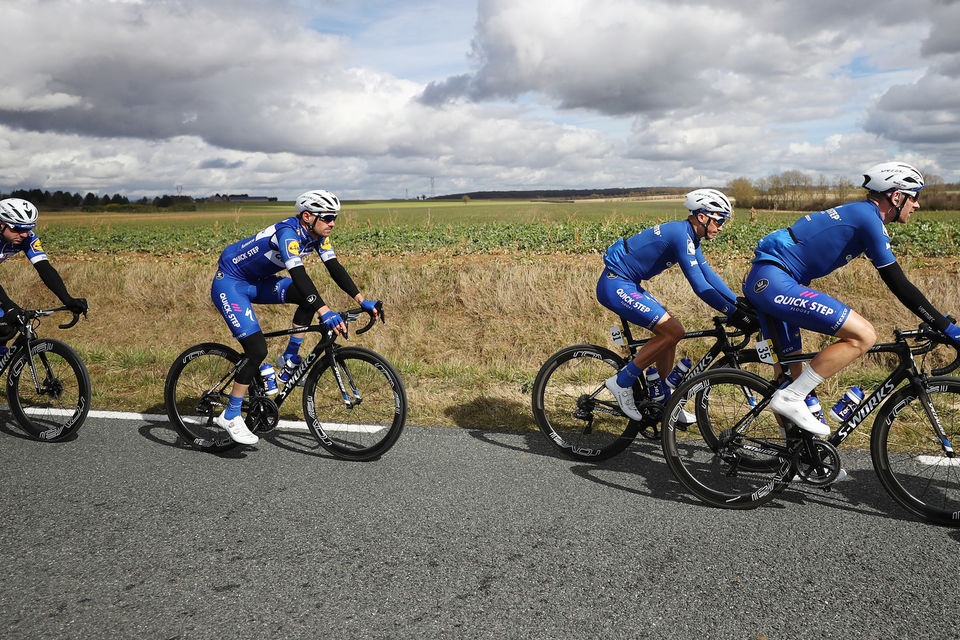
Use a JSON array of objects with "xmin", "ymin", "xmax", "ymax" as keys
[
  {"xmin": 621, "ymin": 316, "xmax": 756, "ymax": 379},
  {"xmin": 240, "ymin": 324, "xmax": 335, "ymax": 410}
]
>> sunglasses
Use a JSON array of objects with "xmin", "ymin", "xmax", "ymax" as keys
[
  {"xmin": 6, "ymin": 224, "xmax": 34, "ymax": 233},
  {"xmin": 315, "ymin": 213, "xmax": 338, "ymax": 223},
  {"xmin": 897, "ymin": 190, "xmax": 920, "ymax": 203},
  {"xmin": 704, "ymin": 214, "xmax": 726, "ymax": 227}
]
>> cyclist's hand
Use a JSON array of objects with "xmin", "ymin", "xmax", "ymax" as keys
[
  {"xmin": 944, "ymin": 322, "xmax": 960, "ymax": 348},
  {"xmin": 360, "ymin": 298, "xmax": 381, "ymax": 320},
  {"xmin": 321, "ymin": 310, "xmax": 346, "ymax": 335},
  {"xmin": 65, "ymin": 297, "xmax": 88, "ymax": 316},
  {"xmin": 727, "ymin": 309, "xmax": 757, "ymax": 332},
  {"xmin": 1, "ymin": 303, "xmax": 25, "ymax": 326}
]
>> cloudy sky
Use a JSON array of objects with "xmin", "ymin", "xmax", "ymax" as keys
[{"xmin": 1, "ymin": 0, "xmax": 959, "ymax": 200}]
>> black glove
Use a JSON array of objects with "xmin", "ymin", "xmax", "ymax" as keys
[
  {"xmin": 1, "ymin": 302, "xmax": 25, "ymax": 325},
  {"xmin": 65, "ymin": 297, "xmax": 88, "ymax": 315},
  {"xmin": 727, "ymin": 309, "xmax": 757, "ymax": 332}
]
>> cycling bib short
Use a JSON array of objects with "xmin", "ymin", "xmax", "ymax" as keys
[{"xmin": 596, "ymin": 268, "xmax": 667, "ymax": 330}]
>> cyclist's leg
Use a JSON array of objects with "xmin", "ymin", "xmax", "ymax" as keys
[
  {"xmin": 745, "ymin": 262, "xmax": 873, "ymax": 435},
  {"xmin": 272, "ymin": 276, "xmax": 313, "ymax": 365}
]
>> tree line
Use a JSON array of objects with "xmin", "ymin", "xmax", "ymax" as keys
[
  {"xmin": 726, "ymin": 170, "xmax": 959, "ymax": 211},
  {"xmin": 0, "ymin": 188, "xmax": 204, "ymax": 211}
]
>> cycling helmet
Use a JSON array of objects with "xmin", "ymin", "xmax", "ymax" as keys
[
  {"xmin": 295, "ymin": 189, "xmax": 341, "ymax": 214},
  {"xmin": 861, "ymin": 162, "xmax": 924, "ymax": 197},
  {"xmin": 0, "ymin": 198, "xmax": 39, "ymax": 230},
  {"xmin": 684, "ymin": 188, "xmax": 733, "ymax": 221}
]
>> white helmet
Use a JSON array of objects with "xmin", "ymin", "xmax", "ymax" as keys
[
  {"xmin": 861, "ymin": 162, "xmax": 924, "ymax": 196},
  {"xmin": 684, "ymin": 188, "xmax": 733, "ymax": 219},
  {"xmin": 0, "ymin": 198, "xmax": 39, "ymax": 230},
  {"xmin": 296, "ymin": 189, "xmax": 341, "ymax": 214}
]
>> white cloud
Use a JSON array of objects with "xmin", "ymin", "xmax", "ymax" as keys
[{"xmin": 0, "ymin": 0, "xmax": 958, "ymax": 199}]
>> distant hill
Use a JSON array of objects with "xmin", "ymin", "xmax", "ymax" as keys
[{"xmin": 430, "ymin": 187, "xmax": 690, "ymax": 201}]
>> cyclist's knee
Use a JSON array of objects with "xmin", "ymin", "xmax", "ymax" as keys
[
  {"xmin": 654, "ymin": 316, "xmax": 684, "ymax": 343},
  {"xmin": 838, "ymin": 313, "xmax": 876, "ymax": 354}
]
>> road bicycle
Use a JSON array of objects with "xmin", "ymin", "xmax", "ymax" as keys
[
  {"xmin": 661, "ymin": 319, "xmax": 960, "ymax": 526},
  {"xmin": 0, "ymin": 306, "xmax": 90, "ymax": 442},
  {"xmin": 531, "ymin": 314, "xmax": 762, "ymax": 461},
  {"xmin": 164, "ymin": 303, "xmax": 407, "ymax": 460}
]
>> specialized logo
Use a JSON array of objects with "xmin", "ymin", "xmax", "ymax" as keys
[
  {"xmin": 753, "ymin": 278, "xmax": 769, "ymax": 293},
  {"xmin": 286, "ymin": 239, "xmax": 301, "ymax": 256},
  {"xmin": 606, "ymin": 271, "xmax": 619, "ymax": 279},
  {"xmin": 215, "ymin": 270, "xmax": 224, "ymax": 280}
]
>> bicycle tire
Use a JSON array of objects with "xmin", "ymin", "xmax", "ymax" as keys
[
  {"xmin": 661, "ymin": 368, "xmax": 790, "ymax": 509},
  {"xmin": 531, "ymin": 344, "xmax": 643, "ymax": 461},
  {"xmin": 871, "ymin": 376, "xmax": 960, "ymax": 526},
  {"xmin": 164, "ymin": 342, "xmax": 243, "ymax": 453},
  {"xmin": 6, "ymin": 338, "xmax": 91, "ymax": 442},
  {"xmin": 302, "ymin": 346, "xmax": 407, "ymax": 461}
]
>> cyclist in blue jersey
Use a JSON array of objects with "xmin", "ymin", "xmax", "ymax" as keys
[
  {"xmin": 598, "ymin": 188, "xmax": 752, "ymax": 420},
  {"xmin": 744, "ymin": 162, "xmax": 960, "ymax": 437},
  {"xmin": 211, "ymin": 189, "xmax": 380, "ymax": 445},
  {"xmin": 0, "ymin": 198, "xmax": 88, "ymax": 346}
]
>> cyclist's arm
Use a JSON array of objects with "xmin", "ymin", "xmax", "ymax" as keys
[
  {"xmin": 877, "ymin": 262, "xmax": 949, "ymax": 331},
  {"xmin": 677, "ymin": 247, "xmax": 736, "ymax": 314},
  {"xmin": 32, "ymin": 259, "xmax": 72, "ymax": 304},
  {"xmin": 322, "ymin": 258, "xmax": 360, "ymax": 299},
  {"xmin": 696, "ymin": 250, "xmax": 738, "ymax": 307},
  {"xmin": 287, "ymin": 264, "xmax": 325, "ymax": 313},
  {"xmin": 0, "ymin": 283, "xmax": 16, "ymax": 313}
]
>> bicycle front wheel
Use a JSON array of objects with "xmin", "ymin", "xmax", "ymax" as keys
[
  {"xmin": 662, "ymin": 368, "xmax": 790, "ymax": 509},
  {"xmin": 302, "ymin": 346, "xmax": 407, "ymax": 461},
  {"xmin": 6, "ymin": 339, "xmax": 91, "ymax": 442},
  {"xmin": 531, "ymin": 344, "xmax": 640, "ymax": 461},
  {"xmin": 164, "ymin": 343, "xmax": 242, "ymax": 453},
  {"xmin": 872, "ymin": 377, "xmax": 960, "ymax": 526}
]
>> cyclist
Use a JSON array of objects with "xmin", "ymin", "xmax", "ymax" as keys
[
  {"xmin": 743, "ymin": 162, "xmax": 960, "ymax": 436},
  {"xmin": 598, "ymin": 188, "xmax": 751, "ymax": 420},
  {"xmin": 211, "ymin": 189, "xmax": 380, "ymax": 445},
  {"xmin": 0, "ymin": 198, "xmax": 88, "ymax": 346}
]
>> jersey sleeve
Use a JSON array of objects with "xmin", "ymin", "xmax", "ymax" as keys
[
  {"xmin": 696, "ymin": 248, "xmax": 738, "ymax": 306},
  {"xmin": 23, "ymin": 232, "xmax": 49, "ymax": 264},
  {"xmin": 317, "ymin": 236, "xmax": 337, "ymax": 263},
  {"xmin": 274, "ymin": 226, "xmax": 305, "ymax": 271},
  {"xmin": 862, "ymin": 214, "xmax": 897, "ymax": 269},
  {"xmin": 675, "ymin": 235, "xmax": 735, "ymax": 314}
]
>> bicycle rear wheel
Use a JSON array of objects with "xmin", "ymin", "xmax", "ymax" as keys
[
  {"xmin": 164, "ymin": 343, "xmax": 243, "ymax": 452},
  {"xmin": 302, "ymin": 346, "xmax": 406, "ymax": 461},
  {"xmin": 531, "ymin": 344, "xmax": 641, "ymax": 461},
  {"xmin": 871, "ymin": 377, "xmax": 960, "ymax": 526},
  {"xmin": 662, "ymin": 368, "xmax": 790, "ymax": 509},
  {"xmin": 6, "ymin": 338, "xmax": 91, "ymax": 442}
]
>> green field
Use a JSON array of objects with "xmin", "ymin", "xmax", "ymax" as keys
[{"xmin": 36, "ymin": 199, "xmax": 960, "ymax": 258}]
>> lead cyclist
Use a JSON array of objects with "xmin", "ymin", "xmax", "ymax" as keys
[
  {"xmin": 210, "ymin": 189, "xmax": 380, "ymax": 445},
  {"xmin": 743, "ymin": 162, "xmax": 960, "ymax": 437}
]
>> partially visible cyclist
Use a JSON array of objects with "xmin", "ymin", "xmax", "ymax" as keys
[
  {"xmin": 598, "ymin": 188, "xmax": 751, "ymax": 421},
  {"xmin": 0, "ymin": 198, "xmax": 88, "ymax": 348},
  {"xmin": 211, "ymin": 189, "xmax": 380, "ymax": 445},
  {"xmin": 743, "ymin": 161, "xmax": 960, "ymax": 436}
]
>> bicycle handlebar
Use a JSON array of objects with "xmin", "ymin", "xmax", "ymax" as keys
[
  {"xmin": 897, "ymin": 323, "xmax": 960, "ymax": 376},
  {"xmin": 11, "ymin": 306, "xmax": 86, "ymax": 331},
  {"xmin": 343, "ymin": 300, "xmax": 385, "ymax": 335}
]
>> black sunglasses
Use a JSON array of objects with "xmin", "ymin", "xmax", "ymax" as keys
[{"xmin": 316, "ymin": 213, "xmax": 338, "ymax": 223}]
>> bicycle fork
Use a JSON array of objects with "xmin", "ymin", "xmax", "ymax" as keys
[
  {"xmin": 910, "ymin": 378, "xmax": 956, "ymax": 459},
  {"xmin": 330, "ymin": 355, "xmax": 362, "ymax": 408}
]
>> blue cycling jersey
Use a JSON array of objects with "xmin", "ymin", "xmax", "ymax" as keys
[
  {"xmin": 603, "ymin": 219, "xmax": 736, "ymax": 314},
  {"xmin": 752, "ymin": 200, "xmax": 896, "ymax": 284},
  {"xmin": 0, "ymin": 231, "xmax": 49, "ymax": 266},
  {"xmin": 217, "ymin": 216, "xmax": 335, "ymax": 281}
]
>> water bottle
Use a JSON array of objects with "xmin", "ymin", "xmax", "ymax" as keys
[
  {"xmin": 805, "ymin": 394, "xmax": 826, "ymax": 424},
  {"xmin": 665, "ymin": 358, "xmax": 693, "ymax": 391},
  {"xmin": 829, "ymin": 386, "xmax": 864, "ymax": 422},
  {"xmin": 277, "ymin": 354, "xmax": 302, "ymax": 384},
  {"xmin": 259, "ymin": 363, "xmax": 279, "ymax": 396},
  {"xmin": 645, "ymin": 367, "xmax": 667, "ymax": 403}
]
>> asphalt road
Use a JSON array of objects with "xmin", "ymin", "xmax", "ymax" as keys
[{"xmin": 1, "ymin": 415, "xmax": 958, "ymax": 639}]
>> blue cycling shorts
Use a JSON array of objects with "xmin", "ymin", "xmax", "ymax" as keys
[
  {"xmin": 743, "ymin": 262, "xmax": 851, "ymax": 355},
  {"xmin": 596, "ymin": 268, "xmax": 667, "ymax": 330},
  {"xmin": 211, "ymin": 269, "xmax": 293, "ymax": 339}
]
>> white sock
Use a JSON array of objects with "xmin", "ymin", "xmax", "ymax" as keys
[{"xmin": 781, "ymin": 365, "xmax": 825, "ymax": 401}]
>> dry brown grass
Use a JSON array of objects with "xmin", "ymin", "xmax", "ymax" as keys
[{"xmin": 4, "ymin": 253, "xmax": 960, "ymax": 435}]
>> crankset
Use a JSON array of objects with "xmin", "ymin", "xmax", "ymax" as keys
[
  {"xmin": 246, "ymin": 396, "xmax": 280, "ymax": 433},
  {"xmin": 636, "ymin": 400, "xmax": 664, "ymax": 440},
  {"xmin": 792, "ymin": 438, "xmax": 842, "ymax": 486}
]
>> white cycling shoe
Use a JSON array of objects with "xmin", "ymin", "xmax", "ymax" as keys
[
  {"xmin": 676, "ymin": 408, "xmax": 697, "ymax": 426},
  {"xmin": 216, "ymin": 411, "xmax": 259, "ymax": 445},
  {"xmin": 605, "ymin": 376, "xmax": 643, "ymax": 421},
  {"xmin": 769, "ymin": 389, "xmax": 831, "ymax": 437}
]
